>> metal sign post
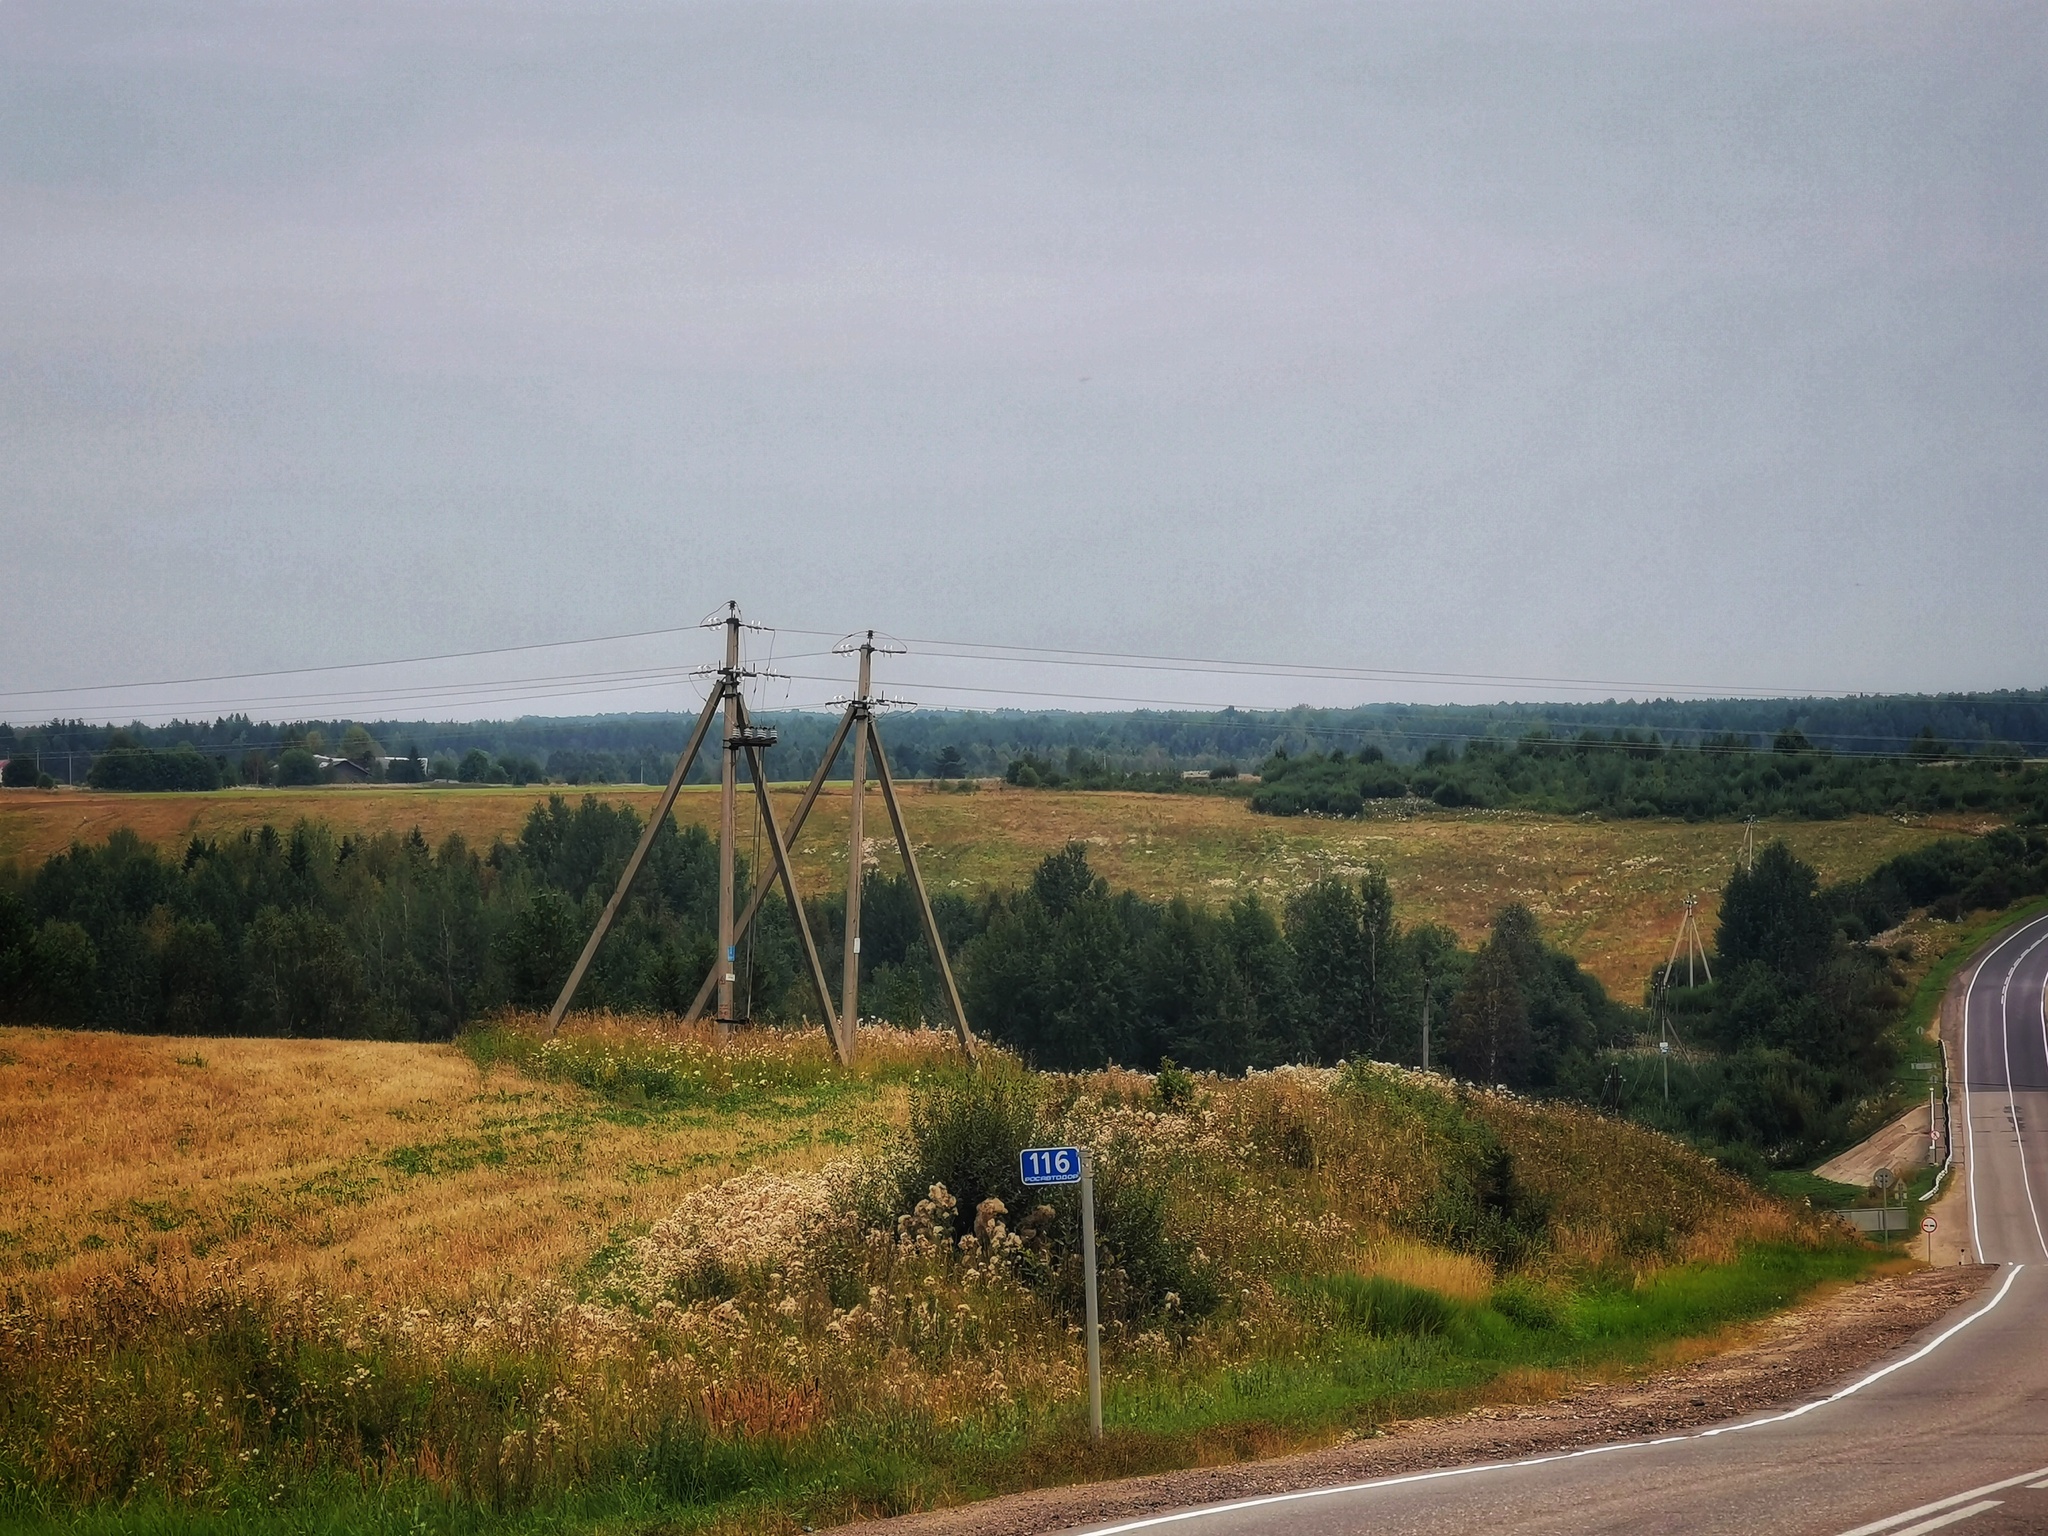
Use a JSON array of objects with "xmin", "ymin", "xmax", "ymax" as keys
[
  {"xmin": 1873, "ymin": 1166, "xmax": 1894, "ymax": 1248},
  {"xmin": 1923, "ymin": 1215, "xmax": 1937, "ymax": 1264},
  {"xmin": 1021, "ymin": 1144, "xmax": 1101, "ymax": 1443}
]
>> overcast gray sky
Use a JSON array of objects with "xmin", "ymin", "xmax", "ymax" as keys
[{"xmin": 2, "ymin": 0, "xmax": 2043, "ymax": 724}]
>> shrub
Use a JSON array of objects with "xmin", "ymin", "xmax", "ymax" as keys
[
  {"xmin": 894, "ymin": 1067, "xmax": 1043, "ymax": 1234},
  {"xmin": 1491, "ymin": 1275, "xmax": 1572, "ymax": 1332},
  {"xmin": 1154, "ymin": 1056, "xmax": 1198, "ymax": 1110}
]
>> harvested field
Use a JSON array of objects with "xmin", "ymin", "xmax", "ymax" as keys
[
  {"xmin": 0, "ymin": 785, "xmax": 1983, "ymax": 992},
  {"xmin": 0, "ymin": 1021, "xmax": 916, "ymax": 1303}
]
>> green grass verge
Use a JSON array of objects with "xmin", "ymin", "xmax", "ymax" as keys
[
  {"xmin": 1764, "ymin": 1170, "xmax": 1865, "ymax": 1209},
  {"xmin": 8, "ymin": 1243, "xmax": 1880, "ymax": 1536},
  {"xmin": 1899, "ymin": 896, "xmax": 2048, "ymax": 1052}
]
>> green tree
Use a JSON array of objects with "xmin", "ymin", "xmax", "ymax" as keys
[
  {"xmin": 1444, "ymin": 936, "xmax": 1530, "ymax": 1086},
  {"xmin": 275, "ymin": 748, "xmax": 320, "ymax": 787},
  {"xmin": 245, "ymin": 908, "xmax": 367, "ymax": 1035},
  {"xmin": 1716, "ymin": 841, "xmax": 1832, "ymax": 985},
  {"xmin": 30, "ymin": 920, "xmax": 99, "ymax": 1022},
  {"xmin": 340, "ymin": 725, "xmax": 382, "ymax": 770},
  {"xmin": 498, "ymin": 889, "xmax": 582, "ymax": 1007}
]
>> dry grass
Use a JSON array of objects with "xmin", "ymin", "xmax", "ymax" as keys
[
  {"xmin": 1361, "ymin": 1239, "xmax": 1496, "ymax": 1304},
  {"xmin": 0, "ymin": 784, "xmax": 1985, "ymax": 992},
  {"xmin": 0, "ymin": 1020, "xmax": 927, "ymax": 1305}
]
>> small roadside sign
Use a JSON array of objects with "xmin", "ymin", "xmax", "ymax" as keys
[
  {"xmin": 1923, "ymin": 1213, "xmax": 1938, "ymax": 1262},
  {"xmin": 1020, "ymin": 1147, "xmax": 1082, "ymax": 1186},
  {"xmin": 1019, "ymin": 1145, "xmax": 1102, "ymax": 1441},
  {"xmin": 1872, "ymin": 1166, "xmax": 1894, "ymax": 1190},
  {"xmin": 1923, "ymin": 1216, "xmax": 1938, "ymax": 1233}
]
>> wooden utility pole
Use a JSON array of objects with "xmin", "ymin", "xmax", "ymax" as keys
[
  {"xmin": 840, "ymin": 637, "xmax": 875, "ymax": 1048},
  {"xmin": 544, "ymin": 602, "xmax": 841, "ymax": 1061},
  {"xmin": 1660, "ymin": 894, "xmax": 1712, "ymax": 993},
  {"xmin": 715, "ymin": 606, "xmax": 743, "ymax": 1037}
]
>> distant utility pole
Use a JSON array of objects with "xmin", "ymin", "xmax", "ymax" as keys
[
  {"xmin": 1652, "ymin": 895, "xmax": 1713, "ymax": 1107},
  {"xmin": 678, "ymin": 628, "xmax": 979, "ymax": 1067},
  {"xmin": 545, "ymin": 603, "xmax": 838, "ymax": 1058},
  {"xmin": 1661, "ymin": 893, "xmax": 1713, "ymax": 994},
  {"xmin": 1741, "ymin": 815, "xmax": 1757, "ymax": 872},
  {"xmin": 838, "ymin": 632, "xmax": 898, "ymax": 1047}
]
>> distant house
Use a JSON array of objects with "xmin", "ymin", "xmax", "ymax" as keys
[{"xmin": 314, "ymin": 755, "xmax": 372, "ymax": 783}]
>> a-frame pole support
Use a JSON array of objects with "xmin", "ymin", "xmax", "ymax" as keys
[
  {"xmin": 866, "ymin": 719, "xmax": 980, "ymax": 1065},
  {"xmin": 739, "ymin": 722, "xmax": 847, "ymax": 1064},
  {"xmin": 680, "ymin": 705, "xmax": 856, "ymax": 1027},
  {"xmin": 544, "ymin": 681, "xmax": 724, "ymax": 1039}
]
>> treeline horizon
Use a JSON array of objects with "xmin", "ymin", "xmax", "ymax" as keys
[{"xmin": 6, "ymin": 686, "xmax": 2048, "ymax": 792}]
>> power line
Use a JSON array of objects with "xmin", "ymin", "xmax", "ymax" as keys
[
  {"xmin": 10, "ymin": 618, "xmax": 2047, "ymax": 715},
  {"xmin": 0, "ymin": 623, "xmax": 706, "ymax": 702}
]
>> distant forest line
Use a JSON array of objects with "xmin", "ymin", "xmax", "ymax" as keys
[{"xmin": 8, "ymin": 691, "xmax": 2048, "ymax": 823}]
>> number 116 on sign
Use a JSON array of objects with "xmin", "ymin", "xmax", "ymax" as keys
[{"xmin": 1020, "ymin": 1146, "xmax": 1082, "ymax": 1185}]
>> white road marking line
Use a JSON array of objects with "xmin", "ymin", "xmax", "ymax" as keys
[
  {"xmin": 1887, "ymin": 1499, "xmax": 2002, "ymax": 1536},
  {"xmin": 1962, "ymin": 914, "xmax": 2048, "ymax": 1260},
  {"xmin": 1996, "ymin": 927, "xmax": 2048, "ymax": 1259},
  {"xmin": 2029, "ymin": 1478, "xmax": 2048, "ymax": 1489},
  {"xmin": 1072, "ymin": 1267, "xmax": 2027, "ymax": 1536},
  {"xmin": 1839, "ymin": 1470, "xmax": 2044, "ymax": 1536}
]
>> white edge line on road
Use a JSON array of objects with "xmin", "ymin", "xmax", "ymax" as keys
[
  {"xmin": 1073, "ymin": 1265, "xmax": 2026, "ymax": 1536},
  {"xmin": 1961, "ymin": 912, "xmax": 2048, "ymax": 1259},
  {"xmin": 1996, "ymin": 928, "xmax": 2048, "ymax": 1259},
  {"xmin": 1884, "ymin": 1499, "xmax": 2003, "ymax": 1536}
]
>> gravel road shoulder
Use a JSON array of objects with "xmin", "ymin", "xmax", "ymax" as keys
[{"xmin": 830, "ymin": 1264, "xmax": 1992, "ymax": 1536}]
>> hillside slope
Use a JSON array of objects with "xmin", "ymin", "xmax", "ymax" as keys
[{"xmin": 0, "ymin": 1017, "xmax": 1868, "ymax": 1535}]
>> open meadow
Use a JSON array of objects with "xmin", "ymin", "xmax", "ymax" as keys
[
  {"xmin": 0, "ymin": 784, "xmax": 1988, "ymax": 995},
  {"xmin": 0, "ymin": 1015, "xmax": 1876, "ymax": 1535}
]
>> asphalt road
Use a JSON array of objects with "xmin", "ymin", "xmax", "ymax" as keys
[{"xmin": 1066, "ymin": 912, "xmax": 2048, "ymax": 1536}]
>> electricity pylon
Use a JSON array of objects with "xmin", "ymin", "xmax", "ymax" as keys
[
  {"xmin": 544, "ymin": 603, "xmax": 838, "ymax": 1057},
  {"xmin": 677, "ymin": 630, "xmax": 980, "ymax": 1067}
]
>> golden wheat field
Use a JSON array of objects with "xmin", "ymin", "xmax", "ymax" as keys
[
  {"xmin": 0, "ymin": 1020, "xmax": 920, "ymax": 1304},
  {"xmin": 0, "ymin": 783, "xmax": 1985, "ymax": 993}
]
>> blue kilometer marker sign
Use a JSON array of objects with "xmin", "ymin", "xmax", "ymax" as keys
[
  {"xmin": 1020, "ymin": 1146, "xmax": 1083, "ymax": 1185},
  {"xmin": 1019, "ymin": 1145, "xmax": 1101, "ymax": 1439}
]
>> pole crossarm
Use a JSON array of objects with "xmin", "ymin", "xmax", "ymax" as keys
[{"xmin": 544, "ymin": 682, "xmax": 724, "ymax": 1039}]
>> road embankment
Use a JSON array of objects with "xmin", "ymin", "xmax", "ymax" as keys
[{"xmin": 832, "ymin": 1265, "xmax": 1991, "ymax": 1536}]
